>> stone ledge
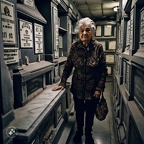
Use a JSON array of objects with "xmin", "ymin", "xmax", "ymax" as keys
[{"xmin": 8, "ymin": 84, "xmax": 66, "ymax": 143}]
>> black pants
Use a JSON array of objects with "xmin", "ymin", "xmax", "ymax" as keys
[{"xmin": 73, "ymin": 96, "xmax": 98, "ymax": 136}]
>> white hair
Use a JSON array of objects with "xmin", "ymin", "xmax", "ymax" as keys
[{"xmin": 74, "ymin": 17, "xmax": 96, "ymax": 34}]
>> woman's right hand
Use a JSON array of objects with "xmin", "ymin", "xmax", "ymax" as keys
[{"xmin": 52, "ymin": 85, "xmax": 64, "ymax": 91}]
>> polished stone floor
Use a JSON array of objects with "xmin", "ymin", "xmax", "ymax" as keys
[{"xmin": 58, "ymin": 82, "xmax": 117, "ymax": 144}]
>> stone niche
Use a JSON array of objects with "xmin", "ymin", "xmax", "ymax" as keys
[
  {"xmin": 13, "ymin": 61, "xmax": 54, "ymax": 108},
  {"xmin": 133, "ymin": 67, "xmax": 144, "ymax": 116}
]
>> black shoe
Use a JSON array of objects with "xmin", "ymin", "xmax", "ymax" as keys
[
  {"xmin": 85, "ymin": 135, "xmax": 94, "ymax": 144},
  {"xmin": 73, "ymin": 131, "xmax": 83, "ymax": 143}
]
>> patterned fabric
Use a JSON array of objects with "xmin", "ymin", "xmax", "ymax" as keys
[{"xmin": 59, "ymin": 39, "xmax": 107, "ymax": 100}]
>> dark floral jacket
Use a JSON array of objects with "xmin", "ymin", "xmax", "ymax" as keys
[{"xmin": 59, "ymin": 39, "xmax": 107, "ymax": 100}]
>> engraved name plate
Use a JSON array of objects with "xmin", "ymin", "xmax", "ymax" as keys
[
  {"xmin": 140, "ymin": 8, "xmax": 144, "ymax": 43},
  {"xmin": 126, "ymin": 20, "xmax": 130, "ymax": 47},
  {"xmin": 4, "ymin": 48, "xmax": 19, "ymax": 64},
  {"xmin": 109, "ymin": 41, "xmax": 116, "ymax": 49},
  {"xmin": 130, "ymin": 9, "xmax": 134, "ymax": 49},
  {"xmin": 120, "ymin": 19, "xmax": 124, "ymax": 49},
  {"xmin": 126, "ymin": 64, "xmax": 130, "ymax": 92},
  {"xmin": 53, "ymin": 7, "xmax": 58, "ymax": 50},
  {"xmin": 53, "ymin": 6, "xmax": 59, "ymax": 58},
  {"xmin": 134, "ymin": 68, "xmax": 144, "ymax": 115},
  {"xmin": 96, "ymin": 26, "xmax": 102, "ymax": 36},
  {"xmin": 19, "ymin": 19, "xmax": 33, "ymax": 48},
  {"xmin": 1, "ymin": 0, "xmax": 16, "ymax": 44},
  {"xmin": 104, "ymin": 25, "xmax": 112, "ymax": 36},
  {"xmin": 106, "ymin": 55, "xmax": 114, "ymax": 63},
  {"xmin": 34, "ymin": 23, "xmax": 43, "ymax": 54}
]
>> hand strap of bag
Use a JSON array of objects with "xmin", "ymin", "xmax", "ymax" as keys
[
  {"xmin": 101, "ymin": 92, "xmax": 104, "ymax": 99},
  {"xmin": 100, "ymin": 92, "xmax": 106, "ymax": 103}
]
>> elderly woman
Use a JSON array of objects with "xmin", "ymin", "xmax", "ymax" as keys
[{"xmin": 52, "ymin": 17, "xmax": 107, "ymax": 144}]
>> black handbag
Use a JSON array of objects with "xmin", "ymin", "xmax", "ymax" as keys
[{"xmin": 95, "ymin": 93, "xmax": 108, "ymax": 121}]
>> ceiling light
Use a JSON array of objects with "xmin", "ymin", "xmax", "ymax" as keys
[{"xmin": 113, "ymin": 6, "xmax": 118, "ymax": 12}]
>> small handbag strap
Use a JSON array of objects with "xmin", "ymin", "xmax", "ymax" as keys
[
  {"xmin": 102, "ymin": 92, "xmax": 104, "ymax": 97},
  {"xmin": 101, "ymin": 92, "xmax": 105, "ymax": 100}
]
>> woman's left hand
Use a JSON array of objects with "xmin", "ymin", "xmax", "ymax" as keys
[{"xmin": 93, "ymin": 90, "xmax": 101, "ymax": 99}]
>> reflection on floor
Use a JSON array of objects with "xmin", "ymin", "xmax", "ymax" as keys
[{"xmin": 58, "ymin": 82, "xmax": 117, "ymax": 144}]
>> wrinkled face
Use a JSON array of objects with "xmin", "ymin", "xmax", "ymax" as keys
[{"xmin": 79, "ymin": 24, "xmax": 93, "ymax": 42}]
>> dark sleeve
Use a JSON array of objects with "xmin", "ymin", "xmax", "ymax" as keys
[
  {"xmin": 95, "ymin": 44, "xmax": 108, "ymax": 91},
  {"xmin": 59, "ymin": 46, "xmax": 74, "ymax": 87}
]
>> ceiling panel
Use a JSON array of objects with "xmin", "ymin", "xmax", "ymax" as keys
[
  {"xmin": 103, "ymin": 9, "xmax": 115, "ymax": 16},
  {"xmin": 78, "ymin": 5, "xmax": 88, "ymax": 10},
  {"xmin": 72, "ymin": 0, "xmax": 119, "ymax": 21},
  {"xmin": 86, "ymin": 0, "xmax": 102, "ymax": 4},
  {"xmin": 81, "ymin": 11, "xmax": 93, "ymax": 17},
  {"xmin": 91, "ymin": 10, "xmax": 102, "ymax": 16},
  {"xmin": 88, "ymin": 4, "xmax": 102, "ymax": 10}
]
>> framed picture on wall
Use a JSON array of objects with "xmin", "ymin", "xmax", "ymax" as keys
[
  {"xmin": 34, "ymin": 23, "xmax": 44, "ymax": 54},
  {"xmin": 1, "ymin": 0, "xmax": 16, "ymax": 44},
  {"xmin": 104, "ymin": 25, "xmax": 112, "ymax": 36},
  {"xmin": 19, "ymin": 19, "xmax": 33, "ymax": 48},
  {"xmin": 106, "ymin": 54, "xmax": 114, "ymax": 63},
  {"xmin": 4, "ymin": 48, "xmax": 19, "ymax": 64},
  {"xmin": 96, "ymin": 25, "xmax": 102, "ymax": 36},
  {"xmin": 108, "ymin": 40, "xmax": 116, "ymax": 50}
]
